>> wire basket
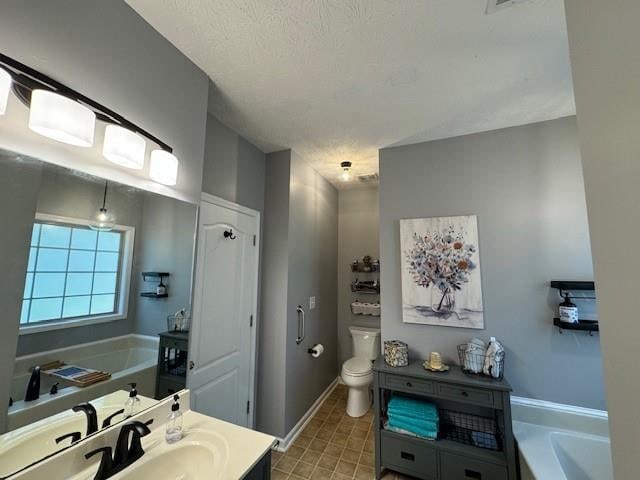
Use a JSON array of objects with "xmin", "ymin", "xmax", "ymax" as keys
[
  {"xmin": 167, "ymin": 312, "xmax": 191, "ymax": 332},
  {"xmin": 439, "ymin": 409, "xmax": 502, "ymax": 451},
  {"xmin": 457, "ymin": 344, "xmax": 505, "ymax": 379}
]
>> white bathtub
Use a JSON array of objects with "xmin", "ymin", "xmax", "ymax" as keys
[
  {"xmin": 9, "ymin": 334, "xmax": 158, "ymax": 431},
  {"xmin": 512, "ymin": 397, "xmax": 612, "ymax": 480}
]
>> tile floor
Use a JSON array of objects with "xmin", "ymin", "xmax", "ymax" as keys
[{"xmin": 270, "ymin": 384, "xmax": 414, "ymax": 480}]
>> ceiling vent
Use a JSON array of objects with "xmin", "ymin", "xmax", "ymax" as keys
[
  {"xmin": 357, "ymin": 172, "xmax": 379, "ymax": 183},
  {"xmin": 486, "ymin": 0, "xmax": 530, "ymax": 14}
]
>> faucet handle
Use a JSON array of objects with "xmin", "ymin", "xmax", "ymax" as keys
[
  {"xmin": 55, "ymin": 431, "xmax": 82, "ymax": 445},
  {"xmin": 101, "ymin": 408, "xmax": 125, "ymax": 429},
  {"xmin": 85, "ymin": 446, "xmax": 113, "ymax": 480}
]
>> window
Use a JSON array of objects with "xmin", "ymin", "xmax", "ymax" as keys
[{"xmin": 20, "ymin": 214, "xmax": 134, "ymax": 333}]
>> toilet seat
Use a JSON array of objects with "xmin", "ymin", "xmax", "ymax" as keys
[{"xmin": 342, "ymin": 357, "xmax": 372, "ymax": 377}]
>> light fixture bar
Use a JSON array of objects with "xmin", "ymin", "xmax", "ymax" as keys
[{"xmin": 0, "ymin": 52, "xmax": 173, "ymax": 153}]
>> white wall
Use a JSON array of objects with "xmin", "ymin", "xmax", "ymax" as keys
[
  {"xmin": 564, "ymin": 1, "xmax": 640, "ymax": 477},
  {"xmin": 0, "ymin": 0, "xmax": 209, "ymax": 204},
  {"xmin": 337, "ymin": 188, "xmax": 380, "ymax": 365}
]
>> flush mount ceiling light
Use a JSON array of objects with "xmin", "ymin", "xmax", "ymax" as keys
[
  {"xmin": 0, "ymin": 67, "xmax": 11, "ymax": 115},
  {"xmin": 103, "ymin": 124, "xmax": 146, "ymax": 169},
  {"xmin": 90, "ymin": 181, "xmax": 116, "ymax": 232},
  {"xmin": 150, "ymin": 149, "xmax": 179, "ymax": 186},
  {"xmin": 340, "ymin": 161, "xmax": 353, "ymax": 181},
  {"xmin": 28, "ymin": 89, "xmax": 96, "ymax": 147}
]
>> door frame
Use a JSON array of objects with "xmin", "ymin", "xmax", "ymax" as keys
[{"xmin": 189, "ymin": 192, "xmax": 261, "ymax": 428}]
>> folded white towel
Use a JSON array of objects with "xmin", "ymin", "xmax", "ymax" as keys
[{"xmin": 464, "ymin": 338, "xmax": 486, "ymax": 373}]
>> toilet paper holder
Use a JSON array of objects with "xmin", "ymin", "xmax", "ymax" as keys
[{"xmin": 308, "ymin": 344, "xmax": 324, "ymax": 357}]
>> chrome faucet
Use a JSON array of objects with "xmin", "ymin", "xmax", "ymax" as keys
[
  {"xmin": 24, "ymin": 366, "xmax": 40, "ymax": 402},
  {"xmin": 84, "ymin": 419, "xmax": 153, "ymax": 480}
]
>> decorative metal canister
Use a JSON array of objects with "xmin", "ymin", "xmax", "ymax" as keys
[{"xmin": 384, "ymin": 340, "xmax": 409, "ymax": 367}]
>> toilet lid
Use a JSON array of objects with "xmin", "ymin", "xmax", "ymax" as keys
[{"xmin": 343, "ymin": 357, "xmax": 372, "ymax": 376}]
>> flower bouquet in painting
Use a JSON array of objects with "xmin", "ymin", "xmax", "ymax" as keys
[{"xmin": 400, "ymin": 216, "xmax": 484, "ymax": 329}]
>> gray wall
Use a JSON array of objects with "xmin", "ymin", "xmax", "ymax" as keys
[
  {"xmin": 379, "ymin": 116, "xmax": 605, "ymax": 409},
  {"xmin": 258, "ymin": 150, "xmax": 339, "ymax": 438},
  {"xmin": 130, "ymin": 193, "xmax": 197, "ymax": 336},
  {"xmin": 0, "ymin": 0, "xmax": 209, "ymax": 203},
  {"xmin": 202, "ymin": 113, "xmax": 266, "ymax": 212},
  {"xmin": 257, "ymin": 151, "xmax": 291, "ymax": 437},
  {"xmin": 284, "ymin": 152, "xmax": 339, "ymax": 434},
  {"xmin": 565, "ymin": 1, "xmax": 640, "ymax": 475},
  {"xmin": 337, "ymin": 188, "xmax": 380, "ymax": 365},
  {"xmin": 0, "ymin": 154, "xmax": 42, "ymax": 433}
]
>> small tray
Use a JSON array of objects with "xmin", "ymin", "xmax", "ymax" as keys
[{"xmin": 42, "ymin": 362, "xmax": 111, "ymax": 387}]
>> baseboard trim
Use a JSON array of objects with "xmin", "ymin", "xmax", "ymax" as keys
[
  {"xmin": 511, "ymin": 395, "xmax": 608, "ymax": 419},
  {"xmin": 274, "ymin": 377, "xmax": 339, "ymax": 452}
]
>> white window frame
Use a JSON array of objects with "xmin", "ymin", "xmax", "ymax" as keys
[{"xmin": 19, "ymin": 212, "xmax": 135, "ymax": 335}]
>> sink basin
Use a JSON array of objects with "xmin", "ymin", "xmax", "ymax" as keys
[
  {"xmin": 0, "ymin": 391, "xmax": 155, "ymax": 478},
  {"xmin": 109, "ymin": 430, "xmax": 228, "ymax": 480},
  {"xmin": 118, "ymin": 444, "xmax": 217, "ymax": 479},
  {"xmin": 0, "ymin": 413, "xmax": 88, "ymax": 477}
]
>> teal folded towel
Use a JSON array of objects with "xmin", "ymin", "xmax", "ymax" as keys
[
  {"xmin": 388, "ymin": 411, "xmax": 438, "ymax": 430},
  {"xmin": 385, "ymin": 423, "xmax": 436, "ymax": 441},
  {"xmin": 388, "ymin": 416, "xmax": 438, "ymax": 439},
  {"xmin": 388, "ymin": 396, "xmax": 439, "ymax": 422}
]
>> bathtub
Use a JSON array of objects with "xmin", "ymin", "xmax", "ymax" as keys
[
  {"xmin": 512, "ymin": 397, "xmax": 612, "ymax": 480},
  {"xmin": 9, "ymin": 334, "xmax": 159, "ymax": 431}
]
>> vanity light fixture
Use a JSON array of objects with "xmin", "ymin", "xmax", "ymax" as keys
[
  {"xmin": 28, "ymin": 89, "xmax": 96, "ymax": 147},
  {"xmin": 90, "ymin": 180, "xmax": 116, "ymax": 232},
  {"xmin": 341, "ymin": 161, "xmax": 353, "ymax": 182},
  {"xmin": 0, "ymin": 67, "xmax": 11, "ymax": 115},
  {"xmin": 103, "ymin": 124, "xmax": 146, "ymax": 169},
  {"xmin": 0, "ymin": 53, "xmax": 180, "ymax": 185},
  {"xmin": 150, "ymin": 149, "xmax": 179, "ymax": 186}
]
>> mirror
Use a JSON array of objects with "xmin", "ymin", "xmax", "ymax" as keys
[{"xmin": 0, "ymin": 149, "xmax": 197, "ymax": 477}]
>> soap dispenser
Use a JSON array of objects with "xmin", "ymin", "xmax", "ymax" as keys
[
  {"xmin": 124, "ymin": 382, "xmax": 141, "ymax": 418},
  {"xmin": 559, "ymin": 293, "xmax": 579, "ymax": 324},
  {"xmin": 165, "ymin": 394, "xmax": 183, "ymax": 444}
]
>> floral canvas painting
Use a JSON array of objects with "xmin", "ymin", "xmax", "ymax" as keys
[{"xmin": 400, "ymin": 216, "xmax": 484, "ymax": 329}]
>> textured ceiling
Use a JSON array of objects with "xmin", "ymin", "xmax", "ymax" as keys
[{"xmin": 126, "ymin": 0, "xmax": 575, "ymax": 188}]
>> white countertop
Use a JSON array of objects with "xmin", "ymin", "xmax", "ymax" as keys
[{"xmin": 10, "ymin": 391, "xmax": 277, "ymax": 480}]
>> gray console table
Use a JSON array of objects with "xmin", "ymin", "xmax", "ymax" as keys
[{"xmin": 373, "ymin": 358, "xmax": 517, "ymax": 480}]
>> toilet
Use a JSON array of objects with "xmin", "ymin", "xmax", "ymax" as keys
[{"xmin": 341, "ymin": 326, "xmax": 381, "ymax": 417}]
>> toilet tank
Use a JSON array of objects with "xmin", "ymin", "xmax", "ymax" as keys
[{"xmin": 350, "ymin": 326, "xmax": 381, "ymax": 360}]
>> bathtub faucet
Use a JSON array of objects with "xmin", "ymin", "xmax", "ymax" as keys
[
  {"xmin": 73, "ymin": 402, "xmax": 99, "ymax": 436},
  {"xmin": 24, "ymin": 366, "xmax": 41, "ymax": 402}
]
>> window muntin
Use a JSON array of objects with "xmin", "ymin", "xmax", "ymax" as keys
[{"xmin": 21, "ymin": 220, "xmax": 124, "ymax": 325}]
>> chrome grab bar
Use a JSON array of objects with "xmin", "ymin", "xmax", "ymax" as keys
[{"xmin": 296, "ymin": 306, "xmax": 305, "ymax": 344}]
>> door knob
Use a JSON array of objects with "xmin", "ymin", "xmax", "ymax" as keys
[{"xmin": 189, "ymin": 361, "xmax": 195, "ymax": 370}]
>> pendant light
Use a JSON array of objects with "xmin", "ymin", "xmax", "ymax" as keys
[
  {"xmin": 149, "ymin": 149, "xmax": 179, "ymax": 186},
  {"xmin": 340, "ymin": 161, "xmax": 353, "ymax": 182},
  {"xmin": 103, "ymin": 124, "xmax": 146, "ymax": 169},
  {"xmin": 90, "ymin": 181, "xmax": 116, "ymax": 232},
  {"xmin": 28, "ymin": 89, "xmax": 96, "ymax": 147},
  {"xmin": 0, "ymin": 67, "xmax": 11, "ymax": 115}
]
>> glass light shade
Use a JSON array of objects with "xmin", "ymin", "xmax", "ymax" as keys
[
  {"xmin": 0, "ymin": 67, "xmax": 11, "ymax": 115},
  {"xmin": 150, "ymin": 150, "xmax": 179, "ymax": 186},
  {"xmin": 102, "ymin": 124, "xmax": 146, "ymax": 169},
  {"xmin": 28, "ymin": 89, "xmax": 96, "ymax": 147},
  {"xmin": 89, "ymin": 208, "xmax": 115, "ymax": 232}
]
